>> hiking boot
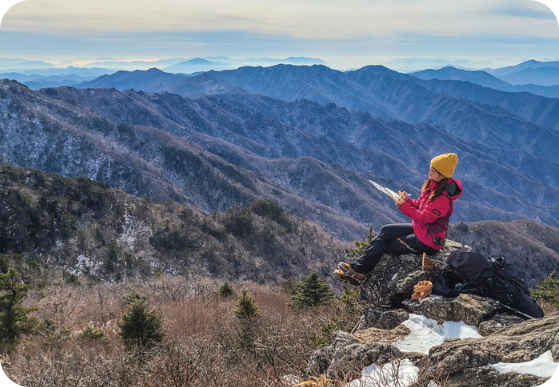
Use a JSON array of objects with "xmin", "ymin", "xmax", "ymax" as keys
[
  {"xmin": 411, "ymin": 281, "xmax": 433, "ymax": 299},
  {"xmin": 333, "ymin": 269, "xmax": 362, "ymax": 287},
  {"xmin": 337, "ymin": 262, "xmax": 367, "ymax": 282}
]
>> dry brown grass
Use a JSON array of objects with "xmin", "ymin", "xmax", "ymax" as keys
[
  {"xmin": 3, "ymin": 272, "xmax": 547, "ymax": 387},
  {"xmin": 2, "ymin": 275, "xmax": 345, "ymax": 387}
]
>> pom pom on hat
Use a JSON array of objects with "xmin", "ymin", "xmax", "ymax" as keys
[{"xmin": 431, "ymin": 153, "xmax": 458, "ymax": 178}]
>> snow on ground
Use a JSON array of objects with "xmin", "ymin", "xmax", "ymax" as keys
[
  {"xmin": 488, "ymin": 350, "xmax": 558, "ymax": 378},
  {"xmin": 393, "ymin": 313, "xmax": 482, "ymax": 354},
  {"xmin": 288, "ymin": 313, "xmax": 558, "ymax": 386},
  {"xmin": 346, "ymin": 359, "xmax": 418, "ymax": 387}
]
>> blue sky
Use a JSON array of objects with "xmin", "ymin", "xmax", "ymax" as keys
[{"xmin": 0, "ymin": 0, "xmax": 558, "ymax": 71}]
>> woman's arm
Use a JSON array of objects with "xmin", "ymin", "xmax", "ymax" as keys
[{"xmin": 398, "ymin": 195, "xmax": 451, "ymax": 224}]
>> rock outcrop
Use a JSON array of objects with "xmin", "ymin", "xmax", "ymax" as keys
[
  {"xmin": 307, "ymin": 242, "xmax": 557, "ymax": 386},
  {"xmin": 307, "ymin": 331, "xmax": 405, "ymax": 380},
  {"xmin": 421, "ymin": 313, "xmax": 559, "ymax": 386}
]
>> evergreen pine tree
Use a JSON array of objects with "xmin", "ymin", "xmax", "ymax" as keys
[
  {"xmin": 532, "ymin": 271, "xmax": 559, "ymax": 307},
  {"xmin": 219, "ymin": 281, "xmax": 235, "ymax": 297},
  {"xmin": 117, "ymin": 294, "xmax": 166, "ymax": 349},
  {"xmin": 233, "ymin": 288, "xmax": 260, "ymax": 349},
  {"xmin": 288, "ymin": 272, "xmax": 335, "ymax": 310},
  {"xmin": 0, "ymin": 268, "xmax": 40, "ymax": 344},
  {"xmin": 234, "ymin": 288, "xmax": 260, "ymax": 320}
]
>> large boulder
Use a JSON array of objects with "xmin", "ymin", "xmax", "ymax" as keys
[
  {"xmin": 420, "ymin": 312, "xmax": 559, "ymax": 387},
  {"xmin": 403, "ymin": 294, "xmax": 499, "ymax": 326},
  {"xmin": 362, "ymin": 307, "xmax": 409, "ymax": 330},
  {"xmin": 306, "ymin": 330, "xmax": 404, "ymax": 380},
  {"xmin": 358, "ymin": 241, "xmax": 463, "ymax": 307}
]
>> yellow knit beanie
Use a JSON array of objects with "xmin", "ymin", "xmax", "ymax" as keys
[{"xmin": 431, "ymin": 153, "xmax": 458, "ymax": 178}]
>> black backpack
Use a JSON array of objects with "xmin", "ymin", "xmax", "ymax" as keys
[{"xmin": 434, "ymin": 248, "xmax": 544, "ymax": 320}]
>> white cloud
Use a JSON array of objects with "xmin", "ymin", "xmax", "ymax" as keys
[{"xmin": 2, "ymin": 0, "xmax": 558, "ymax": 39}]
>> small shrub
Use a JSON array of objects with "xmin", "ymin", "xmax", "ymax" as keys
[
  {"xmin": 219, "ymin": 282, "xmax": 235, "ymax": 297},
  {"xmin": 117, "ymin": 294, "xmax": 166, "ymax": 349},
  {"xmin": 233, "ymin": 288, "xmax": 260, "ymax": 349},
  {"xmin": 234, "ymin": 289, "xmax": 260, "ymax": 321},
  {"xmin": 532, "ymin": 271, "xmax": 559, "ymax": 308},
  {"xmin": 0, "ymin": 268, "xmax": 40, "ymax": 344},
  {"xmin": 62, "ymin": 269, "xmax": 80, "ymax": 286},
  {"xmin": 288, "ymin": 272, "xmax": 335, "ymax": 310},
  {"xmin": 35, "ymin": 280, "xmax": 48, "ymax": 289},
  {"xmin": 80, "ymin": 325, "xmax": 109, "ymax": 343}
]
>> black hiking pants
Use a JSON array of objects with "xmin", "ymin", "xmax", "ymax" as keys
[{"xmin": 351, "ymin": 223, "xmax": 438, "ymax": 274}]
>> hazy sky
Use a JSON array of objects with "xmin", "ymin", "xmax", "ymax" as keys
[{"xmin": 0, "ymin": 0, "xmax": 558, "ymax": 70}]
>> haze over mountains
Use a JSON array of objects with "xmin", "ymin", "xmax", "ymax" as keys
[
  {"xmin": 2, "ymin": 58, "xmax": 559, "ymax": 91},
  {"xmin": 412, "ymin": 66, "xmax": 559, "ymax": 98},
  {"xmin": 1, "ymin": 58, "xmax": 559, "ymax": 241}
]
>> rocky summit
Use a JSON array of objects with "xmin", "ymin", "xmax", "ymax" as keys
[{"xmin": 307, "ymin": 242, "xmax": 558, "ymax": 386}]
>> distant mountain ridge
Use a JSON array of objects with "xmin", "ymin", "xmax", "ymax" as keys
[
  {"xmin": 486, "ymin": 60, "xmax": 559, "ymax": 87},
  {"xmin": 2, "ymin": 79, "xmax": 559, "ymax": 240},
  {"xmin": 499, "ymin": 66, "xmax": 559, "ymax": 87},
  {"xmin": 410, "ymin": 66, "xmax": 559, "ymax": 98},
  {"xmin": 411, "ymin": 66, "xmax": 511, "ymax": 89},
  {"xmin": 487, "ymin": 59, "xmax": 559, "ymax": 77},
  {"xmin": 78, "ymin": 65, "xmax": 559, "ymax": 153}
]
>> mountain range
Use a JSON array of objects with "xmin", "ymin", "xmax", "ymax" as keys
[
  {"xmin": 486, "ymin": 59, "xmax": 559, "ymax": 77},
  {"xmin": 4, "ymin": 59, "xmax": 559, "ymax": 92},
  {"xmin": 2, "ymin": 72, "xmax": 559, "ymax": 240},
  {"xmin": 74, "ymin": 65, "xmax": 559, "ymax": 157},
  {"xmin": 1, "ymin": 164, "xmax": 558, "ymax": 285},
  {"xmin": 412, "ymin": 66, "xmax": 559, "ymax": 98},
  {"xmin": 0, "ymin": 165, "xmax": 347, "ymax": 282}
]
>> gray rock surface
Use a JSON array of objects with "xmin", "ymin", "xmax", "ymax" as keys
[
  {"xmin": 307, "ymin": 330, "xmax": 404, "ymax": 380},
  {"xmin": 359, "ymin": 241, "xmax": 462, "ymax": 307},
  {"xmin": 403, "ymin": 294, "xmax": 499, "ymax": 326},
  {"xmin": 478, "ymin": 314, "xmax": 525, "ymax": 336},
  {"xmin": 420, "ymin": 313, "xmax": 559, "ymax": 386},
  {"xmin": 307, "ymin": 242, "xmax": 555, "ymax": 386},
  {"xmin": 362, "ymin": 307, "xmax": 409, "ymax": 330},
  {"xmin": 359, "ymin": 253, "xmax": 448, "ymax": 307}
]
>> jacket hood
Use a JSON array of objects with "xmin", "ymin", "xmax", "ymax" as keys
[
  {"xmin": 428, "ymin": 178, "xmax": 463, "ymax": 201},
  {"xmin": 444, "ymin": 178, "xmax": 463, "ymax": 200}
]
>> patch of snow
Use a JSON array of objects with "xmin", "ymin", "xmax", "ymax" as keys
[
  {"xmin": 346, "ymin": 359, "xmax": 418, "ymax": 387},
  {"xmin": 488, "ymin": 351, "xmax": 557, "ymax": 378},
  {"xmin": 391, "ymin": 273, "xmax": 398, "ymax": 280},
  {"xmin": 394, "ymin": 314, "xmax": 481, "ymax": 354}
]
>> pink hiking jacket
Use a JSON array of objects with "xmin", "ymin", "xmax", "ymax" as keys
[{"xmin": 399, "ymin": 178, "xmax": 463, "ymax": 250}]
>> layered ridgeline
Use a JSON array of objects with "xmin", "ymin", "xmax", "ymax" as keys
[
  {"xmin": 1, "ymin": 79, "xmax": 559, "ymax": 241},
  {"xmin": 77, "ymin": 64, "xmax": 559, "ymax": 134},
  {"xmin": 0, "ymin": 165, "xmax": 347, "ymax": 282},
  {"xmin": 411, "ymin": 65, "xmax": 559, "ymax": 98},
  {"xmin": 1, "ymin": 165, "xmax": 559, "ymax": 285}
]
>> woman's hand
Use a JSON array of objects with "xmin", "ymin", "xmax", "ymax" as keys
[
  {"xmin": 392, "ymin": 195, "xmax": 405, "ymax": 207},
  {"xmin": 398, "ymin": 190, "xmax": 409, "ymax": 201}
]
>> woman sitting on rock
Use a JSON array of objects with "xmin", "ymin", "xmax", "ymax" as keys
[{"xmin": 335, "ymin": 153, "xmax": 463, "ymax": 286}]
